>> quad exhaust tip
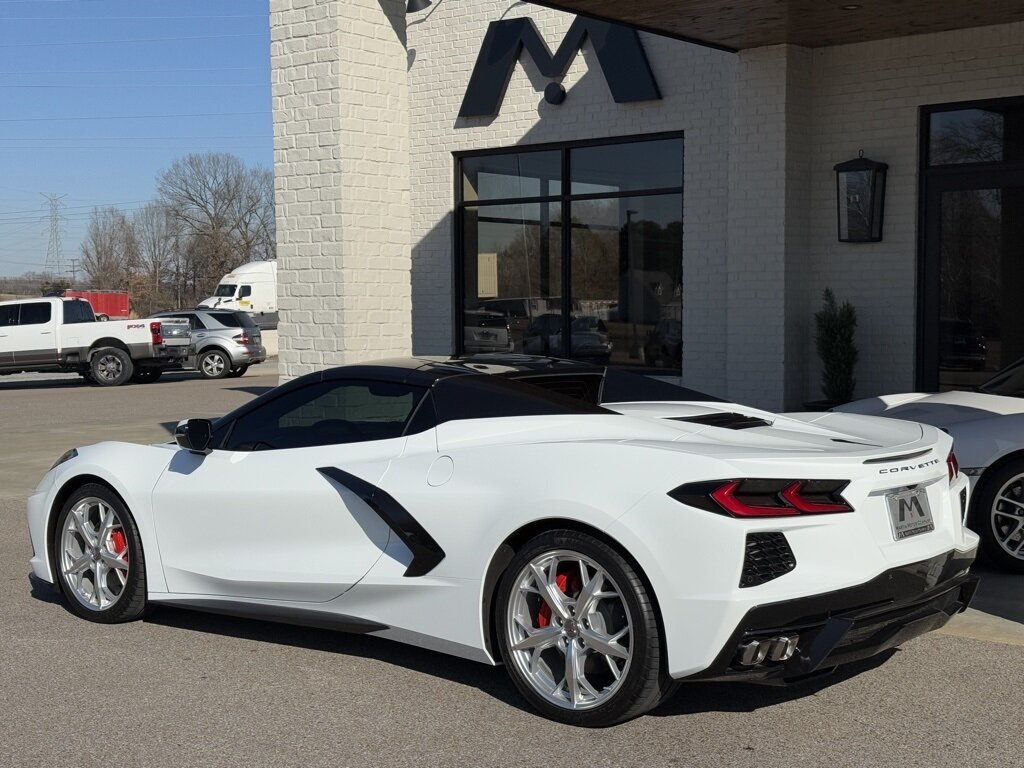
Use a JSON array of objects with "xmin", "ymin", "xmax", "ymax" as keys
[{"xmin": 736, "ymin": 635, "xmax": 799, "ymax": 667}]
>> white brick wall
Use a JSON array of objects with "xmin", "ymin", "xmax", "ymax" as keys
[
  {"xmin": 271, "ymin": 0, "xmax": 411, "ymax": 381},
  {"xmin": 407, "ymin": 1, "xmax": 735, "ymax": 396},
  {"xmin": 806, "ymin": 23, "xmax": 1024, "ymax": 400},
  {"xmin": 272, "ymin": 0, "xmax": 1024, "ymax": 407}
]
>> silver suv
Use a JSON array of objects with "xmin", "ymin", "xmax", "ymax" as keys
[{"xmin": 153, "ymin": 310, "xmax": 267, "ymax": 379}]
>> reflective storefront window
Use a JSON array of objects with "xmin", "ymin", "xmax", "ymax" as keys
[{"xmin": 458, "ymin": 135, "xmax": 683, "ymax": 372}]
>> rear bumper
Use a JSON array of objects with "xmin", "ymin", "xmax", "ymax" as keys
[{"xmin": 686, "ymin": 546, "xmax": 978, "ymax": 684}]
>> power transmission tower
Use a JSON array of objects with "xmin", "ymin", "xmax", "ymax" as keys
[
  {"xmin": 68, "ymin": 258, "xmax": 80, "ymax": 285},
  {"xmin": 43, "ymin": 193, "xmax": 67, "ymax": 277}
]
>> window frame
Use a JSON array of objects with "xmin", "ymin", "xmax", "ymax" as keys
[
  {"xmin": 453, "ymin": 132, "xmax": 685, "ymax": 367},
  {"xmin": 18, "ymin": 301, "xmax": 53, "ymax": 326}
]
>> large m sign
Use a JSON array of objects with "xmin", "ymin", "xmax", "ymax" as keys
[{"xmin": 459, "ymin": 17, "xmax": 661, "ymax": 119}]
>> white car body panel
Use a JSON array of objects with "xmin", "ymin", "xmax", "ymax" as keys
[
  {"xmin": 28, "ymin": 363, "xmax": 979, "ymax": 682},
  {"xmin": 837, "ymin": 390, "xmax": 1024, "ymax": 474}
]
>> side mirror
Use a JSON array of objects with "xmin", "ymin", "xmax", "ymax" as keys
[{"xmin": 175, "ymin": 419, "xmax": 214, "ymax": 454}]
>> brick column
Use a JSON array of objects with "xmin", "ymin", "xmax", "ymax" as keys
[
  {"xmin": 271, "ymin": 0, "xmax": 411, "ymax": 380},
  {"xmin": 726, "ymin": 45, "xmax": 812, "ymax": 410}
]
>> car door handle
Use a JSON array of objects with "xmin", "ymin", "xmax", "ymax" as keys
[{"xmin": 40, "ymin": 330, "xmax": 53, "ymax": 334}]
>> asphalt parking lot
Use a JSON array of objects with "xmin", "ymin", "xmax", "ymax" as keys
[{"xmin": 1, "ymin": 370, "xmax": 1022, "ymax": 768}]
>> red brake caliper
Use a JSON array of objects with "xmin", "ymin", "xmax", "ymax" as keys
[
  {"xmin": 536, "ymin": 565, "xmax": 582, "ymax": 628},
  {"xmin": 110, "ymin": 529, "xmax": 128, "ymax": 560}
]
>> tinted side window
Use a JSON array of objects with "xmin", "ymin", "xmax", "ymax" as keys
[
  {"xmin": 172, "ymin": 314, "xmax": 206, "ymax": 331},
  {"xmin": 20, "ymin": 302, "xmax": 52, "ymax": 326},
  {"xmin": 62, "ymin": 301, "xmax": 95, "ymax": 324},
  {"xmin": 225, "ymin": 380, "xmax": 425, "ymax": 451},
  {"xmin": 0, "ymin": 304, "xmax": 20, "ymax": 327},
  {"xmin": 239, "ymin": 285, "xmax": 252, "ymax": 298},
  {"xmin": 209, "ymin": 311, "xmax": 257, "ymax": 329}
]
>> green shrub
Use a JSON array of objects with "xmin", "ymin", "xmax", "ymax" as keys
[{"xmin": 815, "ymin": 288, "xmax": 858, "ymax": 404}]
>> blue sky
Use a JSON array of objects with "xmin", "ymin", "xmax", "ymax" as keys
[{"xmin": 0, "ymin": 0, "xmax": 272, "ymax": 277}]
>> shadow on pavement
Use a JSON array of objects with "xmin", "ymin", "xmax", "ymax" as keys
[
  {"xmin": 970, "ymin": 566, "xmax": 1024, "ymax": 625},
  {"xmin": 144, "ymin": 604, "xmax": 529, "ymax": 712},
  {"xmin": 653, "ymin": 651, "xmax": 895, "ymax": 716},
  {"xmin": 30, "ymin": 573, "xmax": 899, "ymax": 718},
  {"xmin": 227, "ymin": 385, "xmax": 276, "ymax": 397}
]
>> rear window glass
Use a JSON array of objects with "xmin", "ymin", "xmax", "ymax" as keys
[
  {"xmin": 432, "ymin": 375, "xmax": 610, "ymax": 424},
  {"xmin": 19, "ymin": 302, "xmax": 52, "ymax": 326},
  {"xmin": 208, "ymin": 312, "xmax": 257, "ymax": 329}
]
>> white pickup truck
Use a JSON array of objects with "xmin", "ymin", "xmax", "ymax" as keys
[{"xmin": 0, "ymin": 297, "xmax": 191, "ymax": 386}]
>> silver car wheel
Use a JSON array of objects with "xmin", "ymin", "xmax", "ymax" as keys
[
  {"xmin": 506, "ymin": 549, "xmax": 633, "ymax": 711},
  {"xmin": 992, "ymin": 474, "xmax": 1024, "ymax": 560},
  {"xmin": 95, "ymin": 354, "xmax": 123, "ymax": 382},
  {"xmin": 59, "ymin": 497, "xmax": 130, "ymax": 611},
  {"xmin": 201, "ymin": 351, "xmax": 227, "ymax": 377}
]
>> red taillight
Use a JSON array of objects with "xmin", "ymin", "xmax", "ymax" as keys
[
  {"xmin": 947, "ymin": 451, "xmax": 959, "ymax": 484},
  {"xmin": 780, "ymin": 481, "xmax": 852, "ymax": 514},
  {"xmin": 710, "ymin": 481, "xmax": 788, "ymax": 517},
  {"xmin": 150, "ymin": 321, "xmax": 163, "ymax": 346},
  {"xmin": 233, "ymin": 332, "xmax": 251, "ymax": 345},
  {"xmin": 671, "ymin": 479, "xmax": 853, "ymax": 518}
]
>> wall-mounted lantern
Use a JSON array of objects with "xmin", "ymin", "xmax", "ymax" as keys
[{"xmin": 834, "ymin": 151, "xmax": 888, "ymax": 243}]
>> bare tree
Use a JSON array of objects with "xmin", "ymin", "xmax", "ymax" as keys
[
  {"xmin": 80, "ymin": 207, "xmax": 139, "ymax": 291},
  {"xmin": 156, "ymin": 153, "xmax": 276, "ymax": 299}
]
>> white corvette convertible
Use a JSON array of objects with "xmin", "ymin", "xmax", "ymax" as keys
[
  {"xmin": 27, "ymin": 356, "xmax": 979, "ymax": 726},
  {"xmin": 837, "ymin": 358, "xmax": 1024, "ymax": 573}
]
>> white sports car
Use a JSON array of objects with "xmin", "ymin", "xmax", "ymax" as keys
[
  {"xmin": 27, "ymin": 356, "xmax": 979, "ymax": 726},
  {"xmin": 837, "ymin": 358, "xmax": 1024, "ymax": 573}
]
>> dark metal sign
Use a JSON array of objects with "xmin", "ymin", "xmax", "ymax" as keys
[{"xmin": 459, "ymin": 17, "xmax": 661, "ymax": 119}]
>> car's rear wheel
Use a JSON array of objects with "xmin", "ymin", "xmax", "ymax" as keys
[
  {"xmin": 973, "ymin": 458, "xmax": 1024, "ymax": 573},
  {"xmin": 495, "ymin": 530, "xmax": 674, "ymax": 726},
  {"xmin": 198, "ymin": 349, "xmax": 230, "ymax": 379},
  {"xmin": 53, "ymin": 484, "xmax": 147, "ymax": 622},
  {"xmin": 90, "ymin": 347, "xmax": 134, "ymax": 387}
]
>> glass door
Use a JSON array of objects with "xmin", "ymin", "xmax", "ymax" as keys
[{"xmin": 919, "ymin": 99, "xmax": 1024, "ymax": 391}]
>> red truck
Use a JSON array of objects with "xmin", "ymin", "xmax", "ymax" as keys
[{"xmin": 44, "ymin": 289, "xmax": 130, "ymax": 320}]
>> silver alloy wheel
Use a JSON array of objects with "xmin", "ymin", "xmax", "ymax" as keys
[
  {"xmin": 95, "ymin": 354, "xmax": 124, "ymax": 383},
  {"xmin": 201, "ymin": 351, "xmax": 227, "ymax": 377},
  {"xmin": 506, "ymin": 549, "xmax": 633, "ymax": 711},
  {"xmin": 992, "ymin": 474, "xmax": 1024, "ymax": 560},
  {"xmin": 59, "ymin": 497, "xmax": 130, "ymax": 611}
]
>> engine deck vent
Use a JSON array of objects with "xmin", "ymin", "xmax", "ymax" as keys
[
  {"xmin": 672, "ymin": 412, "xmax": 773, "ymax": 430},
  {"xmin": 741, "ymin": 532, "xmax": 797, "ymax": 588}
]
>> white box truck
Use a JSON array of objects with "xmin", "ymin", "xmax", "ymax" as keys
[{"xmin": 197, "ymin": 261, "xmax": 277, "ymax": 329}]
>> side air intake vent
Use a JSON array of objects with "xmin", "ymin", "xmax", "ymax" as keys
[
  {"xmin": 673, "ymin": 412, "xmax": 772, "ymax": 430},
  {"xmin": 741, "ymin": 532, "xmax": 796, "ymax": 588}
]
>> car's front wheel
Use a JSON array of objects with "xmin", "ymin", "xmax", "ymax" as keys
[
  {"xmin": 973, "ymin": 458, "xmax": 1024, "ymax": 573},
  {"xmin": 495, "ymin": 530, "xmax": 674, "ymax": 726},
  {"xmin": 53, "ymin": 484, "xmax": 147, "ymax": 622}
]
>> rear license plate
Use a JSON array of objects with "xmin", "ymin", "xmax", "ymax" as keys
[{"xmin": 886, "ymin": 488, "xmax": 935, "ymax": 541}]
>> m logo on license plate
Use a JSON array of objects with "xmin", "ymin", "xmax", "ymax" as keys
[{"xmin": 886, "ymin": 488, "xmax": 935, "ymax": 541}]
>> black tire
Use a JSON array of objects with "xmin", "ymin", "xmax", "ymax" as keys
[
  {"xmin": 130, "ymin": 368, "xmax": 163, "ymax": 384},
  {"xmin": 226, "ymin": 365, "xmax": 249, "ymax": 379},
  {"xmin": 89, "ymin": 346, "xmax": 134, "ymax": 387},
  {"xmin": 198, "ymin": 348, "xmax": 231, "ymax": 379},
  {"xmin": 495, "ymin": 529, "xmax": 675, "ymax": 727},
  {"xmin": 971, "ymin": 457, "xmax": 1024, "ymax": 573},
  {"xmin": 52, "ymin": 483, "xmax": 147, "ymax": 623}
]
